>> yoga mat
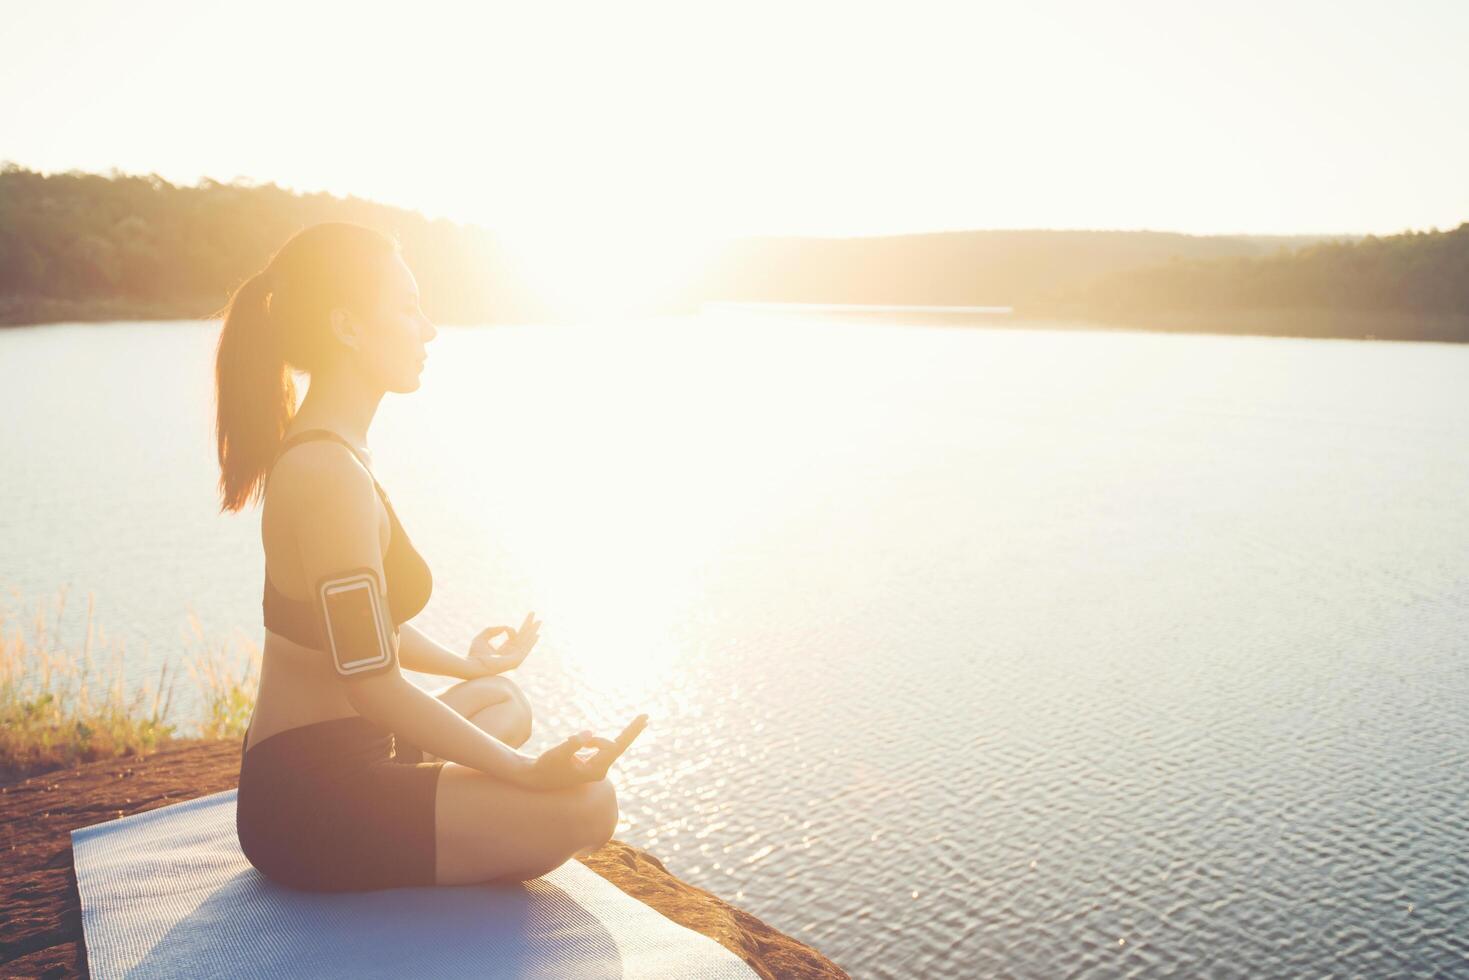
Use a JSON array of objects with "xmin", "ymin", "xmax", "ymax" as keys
[{"xmin": 72, "ymin": 789, "xmax": 758, "ymax": 979}]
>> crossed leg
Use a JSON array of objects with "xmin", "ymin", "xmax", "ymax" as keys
[
  {"xmin": 422, "ymin": 674, "xmax": 534, "ymax": 760},
  {"xmin": 424, "ymin": 673, "xmax": 620, "ymax": 883}
]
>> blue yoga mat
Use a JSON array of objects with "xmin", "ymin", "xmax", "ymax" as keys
[{"xmin": 71, "ymin": 789, "xmax": 758, "ymax": 979}]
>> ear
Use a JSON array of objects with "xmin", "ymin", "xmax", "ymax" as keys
[{"xmin": 328, "ymin": 307, "xmax": 361, "ymax": 352}]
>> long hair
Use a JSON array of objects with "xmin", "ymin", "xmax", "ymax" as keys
[{"xmin": 212, "ymin": 222, "xmax": 400, "ymax": 513}]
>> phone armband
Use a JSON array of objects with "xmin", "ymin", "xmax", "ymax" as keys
[{"xmin": 316, "ymin": 567, "xmax": 396, "ymax": 679}]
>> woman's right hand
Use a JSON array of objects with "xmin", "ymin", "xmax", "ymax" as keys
[{"xmin": 516, "ymin": 714, "xmax": 649, "ymax": 792}]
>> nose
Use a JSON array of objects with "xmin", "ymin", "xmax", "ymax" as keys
[{"xmin": 422, "ymin": 317, "xmax": 437, "ymax": 343}]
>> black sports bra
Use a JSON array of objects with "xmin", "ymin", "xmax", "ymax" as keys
[{"xmin": 262, "ymin": 429, "xmax": 433, "ymax": 650}]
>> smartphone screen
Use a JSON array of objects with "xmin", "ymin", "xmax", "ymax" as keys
[{"xmin": 322, "ymin": 578, "xmax": 389, "ymax": 673}]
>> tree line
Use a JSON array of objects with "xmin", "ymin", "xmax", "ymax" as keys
[
  {"xmin": 1022, "ymin": 223, "xmax": 1469, "ymax": 341},
  {"xmin": 0, "ymin": 163, "xmax": 546, "ymax": 324},
  {"xmin": 2, "ymin": 163, "xmax": 1462, "ymax": 341}
]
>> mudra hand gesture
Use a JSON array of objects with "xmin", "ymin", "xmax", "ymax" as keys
[
  {"xmin": 467, "ymin": 611, "xmax": 540, "ymax": 676},
  {"xmin": 517, "ymin": 715, "xmax": 650, "ymax": 791}
]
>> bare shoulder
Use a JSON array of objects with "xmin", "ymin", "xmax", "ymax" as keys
[
  {"xmin": 268, "ymin": 439, "xmax": 377, "ymax": 520},
  {"xmin": 267, "ymin": 438, "xmax": 387, "ymax": 579}
]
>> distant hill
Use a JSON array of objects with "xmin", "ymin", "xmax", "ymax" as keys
[
  {"xmin": 0, "ymin": 163, "xmax": 547, "ymax": 325},
  {"xmin": 4, "ymin": 163, "xmax": 1461, "ymax": 342},
  {"xmin": 1022, "ymin": 223, "xmax": 1469, "ymax": 342},
  {"xmin": 679, "ymin": 229, "xmax": 1346, "ymax": 309}
]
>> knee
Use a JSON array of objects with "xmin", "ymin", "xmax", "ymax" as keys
[
  {"xmin": 496, "ymin": 677, "xmax": 532, "ymax": 745},
  {"xmin": 577, "ymin": 778, "xmax": 619, "ymax": 852},
  {"xmin": 509, "ymin": 701, "xmax": 533, "ymax": 748},
  {"xmin": 468, "ymin": 674, "xmax": 517, "ymax": 702},
  {"xmin": 496, "ymin": 781, "xmax": 617, "ymax": 880},
  {"xmin": 467, "ymin": 675, "xmax": 530, "ymax": 716},
  {"xmin": 486, "ymin": 675, "xmax": 533, "ymax": 733},
  {"xmin": 511, "ymin": 683, "xmax": 532, "ymax": 739}
]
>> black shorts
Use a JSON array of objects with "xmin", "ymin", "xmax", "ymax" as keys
[{"xmin": 237, "ymin": 715, "xmax": 444, "ymax": 891}]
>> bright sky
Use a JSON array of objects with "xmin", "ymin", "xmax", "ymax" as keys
[{"xmin": 4, "ymin": 0, "xmax": 1467, "ymax": 246}]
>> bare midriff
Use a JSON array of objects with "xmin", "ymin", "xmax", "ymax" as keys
[{"xmin": 245, "ymin": 632, "xmax": 363, "ymax": 753}]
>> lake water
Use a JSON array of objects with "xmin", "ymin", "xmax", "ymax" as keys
[{"xmin": 1, "ymin": 314, "xmax": 1466, "ymax": 978}]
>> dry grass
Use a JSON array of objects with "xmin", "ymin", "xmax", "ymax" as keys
[
  {"xmin": 0, "ymin": 586, "xmax": 259, "ymax": 782},
  {"xmin": 182, "ymin": 609, "xmax": 262, "ymax": 741}
]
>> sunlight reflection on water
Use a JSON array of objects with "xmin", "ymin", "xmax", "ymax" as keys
[{"xmin": 2, "ymin": 314, "xmax": 1467, "ymax": 977}]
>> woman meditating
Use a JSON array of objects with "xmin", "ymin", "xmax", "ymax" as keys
[{"xmin": 214, "ymin": 221, "xmax": 648, "ymax": 892}]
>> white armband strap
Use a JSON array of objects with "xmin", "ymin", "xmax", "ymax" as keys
[{"xmin": 316, "ymin": 566, "xmax": 396, "ymax": 679}]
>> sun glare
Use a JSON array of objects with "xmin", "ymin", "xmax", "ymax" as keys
[
  {"xmin": 500, "ymin": 225, "xmax": 722, "ymax": 319},
  {"xmin": 426, "ymin": 319, "xmax": 771, "ymax": 700}
]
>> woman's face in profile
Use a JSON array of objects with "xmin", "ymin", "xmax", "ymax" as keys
[{"xmin": 349, "ymin": 254, "xmax": 437, "ymax": 393}]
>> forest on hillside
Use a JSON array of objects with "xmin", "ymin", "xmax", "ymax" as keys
[
  {"xmin": 0, "ymin": 164, "xmax": 547, "ymax": 324},
  {"xmin": 685, "ymin": 228, "xmax": 1331, "ymax": 308},
  {"xmin": 0, "ymin": 164, "xmax": 1326, "ymax": 324},
  {"xmin": 2, "ymin": 164, "xmax": 1464, "ymax": 341},
  {"xmin": 1023, "ymin": 223, "xmax": 1469, "ymax": 342}
]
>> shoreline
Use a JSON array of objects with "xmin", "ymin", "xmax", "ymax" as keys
[
  {"xmin": 0, "ymin": 296, "xmax": 225, "ymax": 328},
  {"xmin": 4, "ymin": 299, "xmax": 1465, "ymax": 344},
  {"xmin": 0, "ymin": 740, "xmax": 848, "ymax": 979},
  {"xmin": 1010, "ymin": 306, "xmax": 1469, "ymax": 345}
]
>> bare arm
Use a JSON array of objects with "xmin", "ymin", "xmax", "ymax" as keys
[
  {"xmin": 343, "ymin": 666, "xmax": 532, "ymax": 782},
  {"xmin": 288, "ymin": 443, "xmax": 531, "ymax": 784},
  {"xmin": 397, "ymin": 622, "xmax": 485, "ymax": 680}
]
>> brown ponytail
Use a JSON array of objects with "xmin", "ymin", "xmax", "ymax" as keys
[
  {"xmin": 214, "ymin": 269, "xmax": 295, "ymax": 512},
  {"xmin": 212, "ymin": 222, "xmax": 399, "ymax": 514}
]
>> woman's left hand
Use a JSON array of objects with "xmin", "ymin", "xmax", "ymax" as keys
[{"xmin": 467, "ymin": 611, "xmax": 540, "ymax": 676}]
